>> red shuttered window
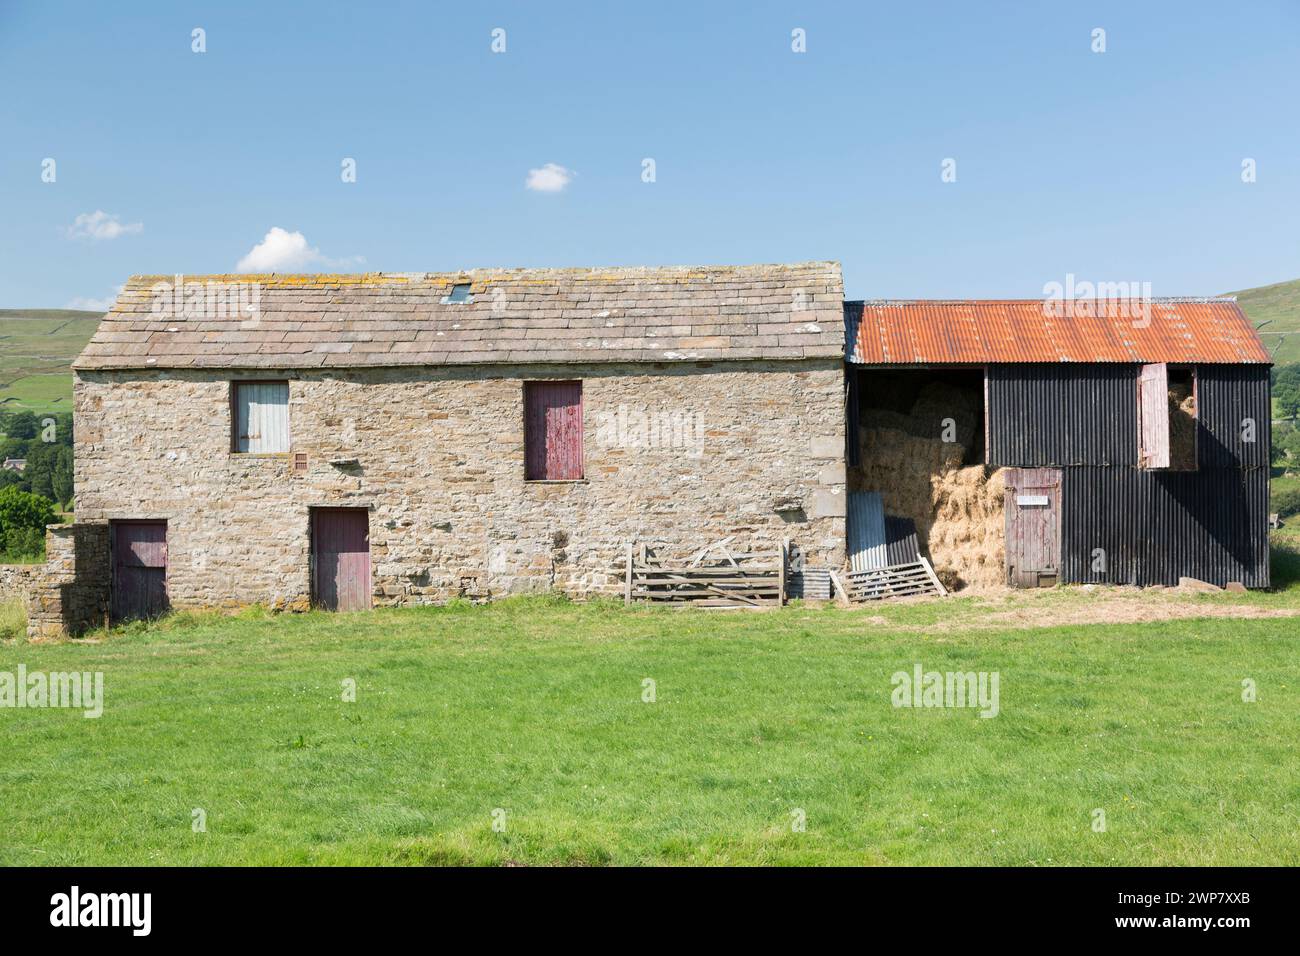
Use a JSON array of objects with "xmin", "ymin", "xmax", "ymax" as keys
[{"xmin": 524, "ymin": 381, "xmax": 583, "ymax": 480}]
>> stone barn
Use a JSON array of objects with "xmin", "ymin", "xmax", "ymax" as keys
[
  {"xmin": 61, "ymin": 263, "xmax": 846, "ymax": 624},
  {"xmin": 4, "ymin": 265, "xmax": 1277, "ymax": 637}
]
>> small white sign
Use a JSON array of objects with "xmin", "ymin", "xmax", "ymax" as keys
[{"xmin": 1016, "ymin": 495, "xmax": 1050, "ymax": 507}]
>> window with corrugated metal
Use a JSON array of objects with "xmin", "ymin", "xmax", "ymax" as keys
[
  {"xmin": 524, "ymin": 381, "xmax": 583, "ymax": 480},
  {"xmin": 233, "ymin": 382, "xmax": 290, "ymax": 453}
]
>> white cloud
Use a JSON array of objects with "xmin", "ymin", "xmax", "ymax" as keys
[
  {"xmin": 236, "ymin": 227, "xmax": 318, "ymax": 271},
  {"xmin": 67, "ymin": 210, "xmax": 143, "ymax": 241},
  {"xmin": 526, "ymin": 163, "xmax": 575, "ymax": 192},
  {"xmin": 66, "ymin": 284, "xmax": 125, "ymax": 312},
  {"xmin": 235, "ymin": 227, "xmax": 363, "ymax": 272}
]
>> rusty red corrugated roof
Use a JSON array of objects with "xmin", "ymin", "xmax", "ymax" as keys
[{"xmin": 845, "ymin": 299, "xmax": 1271, "ymax": 365}]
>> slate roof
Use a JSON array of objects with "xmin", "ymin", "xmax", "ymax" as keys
[
  {"xmin": 73, "ymin": 263, "xmax": 845, "ymax": 371},
  {"xmin": 845, "ymin": 298, "xmax": 1272, "ymax": 365}
]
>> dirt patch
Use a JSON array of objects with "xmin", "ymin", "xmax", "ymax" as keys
[
  {"xmin": 867, "ymin": 586, "xmax": 1300, "ymax": 631},
  {"xmin": 970, "ymin": 600, "xmax": 1296, "ymax": 630}
]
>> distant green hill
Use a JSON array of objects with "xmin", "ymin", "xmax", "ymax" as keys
[
  {"xmin": 0, "ymin": 309, "xmax": 104, "ymax": 416},
  {"xmin": 1225, "ymin": 278, "xmax": 1300, "ymax": 365}
]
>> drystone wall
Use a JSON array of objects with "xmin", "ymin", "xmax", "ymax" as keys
[{"xmin": 0, "ymin": 524, "xmax": 109, "ymax": 639}]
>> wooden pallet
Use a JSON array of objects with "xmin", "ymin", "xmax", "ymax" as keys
[
  {"xmin": 789, "ymin": 567, "xmax": 832, "ymax": 600},
  {"xmin": 624, "ymin": 540, "xmax": 786, "ymax": 608},
  {"xmin": 845, "ymin": 557, "xmax": 947, "ymax": 601}
]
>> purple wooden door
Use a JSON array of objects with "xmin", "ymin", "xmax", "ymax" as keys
[
  {"xmin": 312, "ymin": 509, "xmax": 371, "ymax": 611},
  {"xmin": 1004, "ymin": 468, "xmax": 1062, "ymax": 587},
  {"xmin": 524, "ymin": 381, "xmax": 583, "ymax": 480},
  {"xmin": 111, "ymin": 521, "xmax": 168, "ymax": 621}
]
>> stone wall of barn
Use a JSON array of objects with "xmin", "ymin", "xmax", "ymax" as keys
[
  {"xmin": 72, "ymin": 360, "xmax": 845, "ymax": 610},
  {"xmin": 0, "ymin": 564, "xmax": 33, "ymax": 601},
  {"xmin": 0, "ymin": 524, "xmax": 110, "ymax": 639}
]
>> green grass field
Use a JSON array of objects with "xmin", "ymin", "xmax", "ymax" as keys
[
  {"xmin": 0, "ymin": 310, "xmax": 102, "ymax": 416},
  {"xmin": 2, "ymin": 580, "xmax": 1299, "ymax": 866},
  {"xmin": 1228, "ymin": 278, "xmax": 1300, "ymax": 365}
]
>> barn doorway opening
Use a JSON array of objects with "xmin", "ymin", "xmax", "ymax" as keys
[
  {"xmin": 1167, "ymin": 366, "xmax": 1198, "ymax": 470},
  {"xmin": 1138, "ymin": 363, "xmax": 1198, "ymax": 471},
  {"xmin": 848, "ymin": 366, "xmax": 1005, "ymax": 591},
  {"xmin": 311, "ymin": 508, "xmax": 372, "ymax": 611}
]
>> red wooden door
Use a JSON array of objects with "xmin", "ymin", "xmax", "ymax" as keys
[
  {"xmin": 1004, "ymin": 468, "xmax": 1062, "ymax": 587},
  {"xmin": 312, "ymin": 509, "xmax": 371, "ymax": 611},
  {"xmin": 524, "ymin": 381, "xmax": 583, "ymax": 480},
  {"xmin": 111, "ymin": 521, "xmax": 168, "ymax": 621}
]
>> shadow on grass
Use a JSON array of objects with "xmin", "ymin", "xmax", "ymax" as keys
[{"xmin": 1271, "ymin": 539, "xmax": 1300, "ymax": 591}]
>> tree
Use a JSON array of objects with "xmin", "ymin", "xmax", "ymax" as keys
[
  {"xmin": 53, "ymin": 412, "xmax": 74, "ymax": 447},
  {"xmin": 1273, "ymin": 487, "xmax": 1300, "ymax": 519},
  {"xmin": 0, "ymin": 485, "xmax": 56, "ymax": 539},
  {"xmin": 1274, "ymin": 424, "xmax": 1300, "ymax": 476},
  {"xmin": 1273, "ymin": 364, "xmax": 1300, "ymax": 391},
  {"xmin": 52, "ymin": 447, "xmax": 74, "ymax": 508},
  {"xmin": 0, "ymin": 437, "xmax": 26, "ymax": 462},
  {"xmin": 24, "ymin": 443, "xmax": 55, "ymax": 500},
  {"xmin": 1278, "ymin": 382, "xmax": 1300, "ymax": 421},
  {"xmin": 3, "ymin": 525, "xmax": 44, "ymax": 558},
  {"xmin": 1, "ymin": 411, "xmax": 38, "ymax": 440}
]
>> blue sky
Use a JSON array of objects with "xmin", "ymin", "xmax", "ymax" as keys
[{"xmin": 1, "ymin": 0, "xmax": 1297, "ymax": 307}]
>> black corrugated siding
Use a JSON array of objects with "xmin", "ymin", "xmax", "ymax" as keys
[
  {"xmin": 987, "ymin": 362, "xmax": 1270, "ymax": 470},
  {"xmin": 1197, "ymin": 364, "xmax": 1271, "ymax": 470},
  {"xmin": 1061, "ymin": 467, "xmax": 1270, "ymax": 588},
  {"xmin": 987, "ymin": 364, "xmax": 1137, "ymax": 466}
]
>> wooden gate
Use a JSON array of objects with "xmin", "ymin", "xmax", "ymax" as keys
[
  {"xmin": 625, "ymin": 540, "xmax": 785, "ymax": 607},
  {"xmin": 312, "ymin": 508, "xmax": 371, "ymax": 611},
  {"xmin": 1004, "ymin": 467, "xmax": 1062, "ymax": 588},
  {"xmin": 111, "ymin": 521, "xmax": 168, "ymax": 622}
]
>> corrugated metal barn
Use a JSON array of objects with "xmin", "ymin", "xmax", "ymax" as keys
[{"xmin": 844, "ymin": 298, "xmax": 1272, "ymax": 589}]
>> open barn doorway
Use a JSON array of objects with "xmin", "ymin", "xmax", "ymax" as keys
[{"xmin": 847, "ymin": 366, "xmax": 1005, "ymax": 591}]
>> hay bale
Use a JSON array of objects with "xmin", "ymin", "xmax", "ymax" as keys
[
  {"xmin": 851, "ymin": 387, "xmax": 1005, "ymax": 591},
  {"xmin": 1168, "ymin": 386, "xmax": 1196, "ymax": 470}
]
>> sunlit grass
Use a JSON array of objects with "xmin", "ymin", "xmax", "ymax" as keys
[
  {"xmin": 0, "ymin": 598, "xmax": 25, "ymax": 642},
  {"xmin": 2, "ymin": 595, "xmax": 1297, "ymax": 865}
]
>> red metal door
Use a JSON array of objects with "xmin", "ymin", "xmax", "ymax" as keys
[
  {"xmin": 1004, "ymin": 468, "xmax": 1062, "ymax": 587},
  {"xmin": 524, "ymin": 381, "xmax": 583, "ymax": 480},
  {"xmin": 111, "ymin": 521, "xmax": 168, "ymax": 621},
  {"xmin": 312, "ymin": 509, "xmax": 371, "ymax": 611}
]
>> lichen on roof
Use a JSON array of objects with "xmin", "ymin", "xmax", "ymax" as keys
[{"xmin": 75, "ymin": 262, "xmax": 845, "ymax": 371}]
